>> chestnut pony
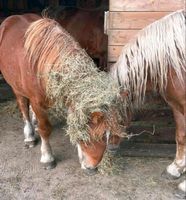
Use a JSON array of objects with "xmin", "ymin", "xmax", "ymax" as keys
[
  {"xmin": 51, "ymin": 7, "xmax": 108, "ymax": 70},
  {"xmin": 0, "ymin": 14, "xmax": 122, "ymax": 174},
  {"xmin": 110, "ymin": 10, "xmax": 186, "ymax": 197}
]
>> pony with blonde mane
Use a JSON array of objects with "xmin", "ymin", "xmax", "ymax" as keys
[{"xmin": 110, "ymin": 10, "xmax": 186, "ymax": 198}]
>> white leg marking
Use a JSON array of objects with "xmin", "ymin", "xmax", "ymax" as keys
[
  {"xmin": 167, "ymin": 150, "xmax": 186, "ymax": 177},
  {"xmin": 24, "ymin": 120, "xmax": 35, "ymax": 142},
  {"xmin": 176, "ymin": 157, "xmax": 186, "ymax": 173},
  {"xmin": 40, "ymin": 137, "xmax": 54, "ymax": 163},
  {"xmin": 176, "ymin": 144, "xmax": 186, "ymax": 166},
  {"xmin": 178, "ymin": 180, "xmax": 186, "ymax": 192},
  {"xmin": 29, "ymin": 105, "xmax": 38, "ymax": 131},
  {"xmin": 166, "ymin": 162, "xmax": 181, "ymax": 177}
]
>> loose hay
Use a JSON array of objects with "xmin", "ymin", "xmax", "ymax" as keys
[
  {"xmin": 99, "ymin": 151, "xmax": 124, "ymax": 175},
  {"xmin": 24, "ymin": 18, "xmax": 124, "ymax": 144}
]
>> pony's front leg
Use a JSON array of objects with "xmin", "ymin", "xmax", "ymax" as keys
[
  {"xmin": 40, "ymin": 133, "xmax": 56, "ymax": 170},
  {"xmin": 162, "ymin": 109, "xmax": 186, "ymax": 179},
  {"xmin": 31, "ymin": 101, "xmax": 56, "ymax": 169},
  {"xmin": 15, "ymin": 94, "xmax": 37, "ymax": 148}
]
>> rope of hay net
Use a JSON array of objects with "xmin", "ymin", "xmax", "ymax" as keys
[{"xmin": 46, "ymin": 49, "xmax": 122, "ymax": 144}]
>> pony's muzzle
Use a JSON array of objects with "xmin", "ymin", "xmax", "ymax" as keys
[{"xmin": 77, "ymin": 144, "xmax": 99, "ymax": 174}]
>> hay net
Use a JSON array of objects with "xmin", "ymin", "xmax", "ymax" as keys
[{"xmin": 24, "ymin": 17, "xmax": 123, "ymax": 144}]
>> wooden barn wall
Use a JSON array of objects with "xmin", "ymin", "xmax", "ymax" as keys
[{"xmin": 107, "ymin": 0, "xmax": 185, "ymax": 62}]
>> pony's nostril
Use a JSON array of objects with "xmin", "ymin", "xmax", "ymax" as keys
[{"xmin": 83, "ymin": 167, "xmax": 98, "ymax": 176}]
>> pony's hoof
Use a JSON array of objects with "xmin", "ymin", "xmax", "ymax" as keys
[
  {"xmin": 83, "ymin": 167, "xmax": 98, "ymax": 176},
  {"xmin": 161, "ymin": 169, "xmax": 180, "ymax": 180},
  {"xmin": 174, "ymin": 189, "xmax": 186, "ymax": 199},
  {"xmin": 42, "ymin": 160, "xmax": 57, "ymax": 170},
  {"xmin": 24, "ymin": 139, "xmax": 38, "ymax": 148}
]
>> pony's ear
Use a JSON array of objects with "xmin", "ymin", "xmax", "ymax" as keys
[{"xmin": 90, "ymin": 112, "xmax": 104, "ymax": 124}]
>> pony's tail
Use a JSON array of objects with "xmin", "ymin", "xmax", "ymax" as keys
[{"xmin": 24, "ymin": 17, "xmax": 61, "ymax": 72}]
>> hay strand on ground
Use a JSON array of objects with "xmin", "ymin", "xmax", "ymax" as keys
[{"xmin": 99, "ymin": 151, "xmax": 124, "ymax": 175}]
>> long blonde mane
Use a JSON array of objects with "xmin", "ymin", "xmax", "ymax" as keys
[{"xmin": 111, "ymin": 10, "xmax": 186, "ymax": 108}]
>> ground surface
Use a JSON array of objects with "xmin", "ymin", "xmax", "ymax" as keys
[{"xmin": 0, "ymin": 80, "xmax": 184, "ymax": 200}]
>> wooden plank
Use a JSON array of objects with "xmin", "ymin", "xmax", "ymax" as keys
[
  {"xmin": 120, "ymin": 142, "xmax": 176, "ymax": 158},
  {"xmin": 108, "ymin": 30, "xmax": 139, "ymax": 45},
  {"xmin": 109, "ymin": 12, "xmax": 170, "ymax": 29},
  {"xmin": 108, "ymin": 45, "xmax": 123, "ymax": 62},
  {"xmin": 110, "ymin": 0, "xmax": 184, "ymax": 11}
]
